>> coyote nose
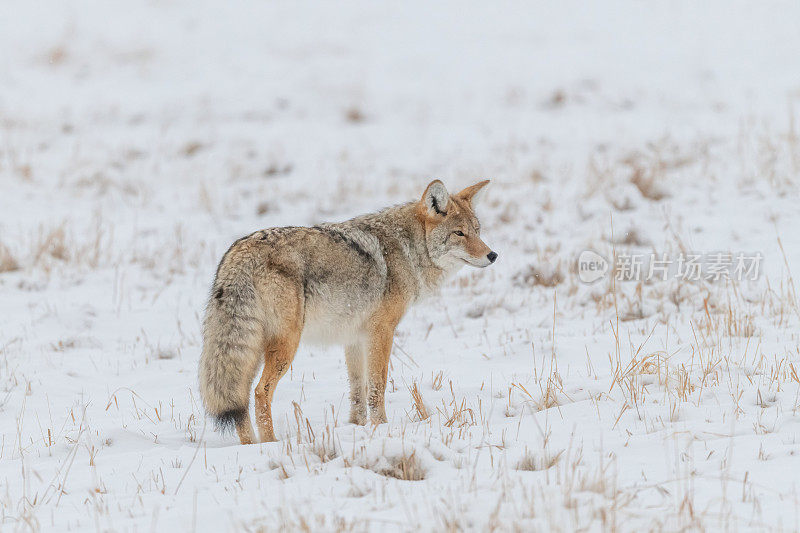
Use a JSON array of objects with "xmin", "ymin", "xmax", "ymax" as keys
[{"xmin": 487, "ymin": 252, "xmax": 498, "ymax": 263}]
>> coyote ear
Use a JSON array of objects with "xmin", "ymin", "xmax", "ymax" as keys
[
  {"xmin": 422, "ymin": 180, "xmax": 449, "ymax": 217},
  {"xmin": 456, "ymin": 179, "xmax": 490, "ymax": 207}
]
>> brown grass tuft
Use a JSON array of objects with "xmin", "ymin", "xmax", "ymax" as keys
[
  {"xmin": 543, "ymin": 89, "xmax": 566, "ymax": 109},
  {"xmin": 629, "ymin": 164, "xmax": 669, "ymax": 201},
  {"xmin": 612, "ymin": 226, "xmax": 650, "ymax": 246},
  {"xmin": 0, "ymin": 243, "xmax": 20, "ymax": 273},
  {"xmin": 431, "ymin": 371, "xmax": 444, "ymax": 391},
  {"xmin": 34, "ymin": 227, "xmax": 70, "ymax": 264},
  {"xmin": 513, "ymin": 263, "xmax": 564, "ymax": 288},
  {"xmin": 47, "ymin": 46, "xmax": 68, "ymax": 66},
  {"xmin": 182, "ymin": 141, "xmax": 204, "ymax": 157},
  {"xmin": 344, "ymin": 106, "xmax": 365, "ymax": 123},
  {"xmin": 376, "ymin": 452, "xmax": 426, "ymax": 481},
  {"xmin": 516, "ymin": 449, "xmax": 563, "ymax": 471},
  {"xmin": 256, "ymin": 201, "xmax": 274, "ymax": 215},
  {"xmin": 409, "ymin": 382, "xmax": 430, "ymax": 420}
]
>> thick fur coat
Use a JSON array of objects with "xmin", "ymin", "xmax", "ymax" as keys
[{"xmin": 199, "ymin": 180, "xmax": 496, "ymax": 444}]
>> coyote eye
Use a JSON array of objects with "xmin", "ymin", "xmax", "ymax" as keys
[{"xmin": 453, "ymin": 230, "xmax": 465, "ymax": 237}]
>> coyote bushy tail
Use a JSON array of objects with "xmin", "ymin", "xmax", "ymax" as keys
[{"xmin": 198, "ymin": 272, "xmax": 264, "ymax": 433}]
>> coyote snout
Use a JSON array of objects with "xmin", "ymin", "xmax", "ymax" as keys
[{"xmin": 199, "ymin": 179, "xmax": 496, "ymax": 444}]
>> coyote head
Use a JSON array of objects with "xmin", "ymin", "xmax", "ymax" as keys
[{"xmin": 418, "ymin": 179, "xmax": 497, "ymax": 270}]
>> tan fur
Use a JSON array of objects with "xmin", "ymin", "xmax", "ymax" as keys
[{"xmin": 199, "ymin": 180, "xmax": 496, "ymax": 444}]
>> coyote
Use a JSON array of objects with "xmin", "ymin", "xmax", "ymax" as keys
[{"xmin": 199, "ymin": 180, "xmax": 497, "ymax": 444}]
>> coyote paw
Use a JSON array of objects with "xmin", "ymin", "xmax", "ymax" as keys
[
  {"xmin": 349, "ymin": 411, "xmax": 367, "ymax": 425},
  {"xmin": 369, "ymin": 410, "xmax": 388, "ymax": 425}
]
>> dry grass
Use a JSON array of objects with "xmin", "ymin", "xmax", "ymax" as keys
[
  {"xmin": 267, "ymin": 512, "xmax": 365, "ymax": 533},
  {"xmin": 542, "ymin": 89, "xmax": 567, "ymax": 109},
  {"xmin": 409, "ymin": 382, "xmax": 430, "ymax": 420},
  {"xmin": 344, "ymin": 106, "xmax": 365, "ymax": 123},
  {"xmin": 375, "ymin": 451, "xmax": 426, "ymax": 481},
  {"xmin": 0, "ymin": 243, "xmax": 20, "ymax": 272},
  {"xmin": 33, "ymin": 226, "xmax": 70, "ymax": 264},
  {"xmin": 256, "ymin": 201, "xmax": 274, "ymax": 215},
  {"xmin": 431, "ymin": 371, "xmax": 444, "ymax": 391},
  {"xmin": 181, "ymin": 141, "xmax": 204, "ymax": 157},
  {"xmin": 513, "ymin": 263, "xmax": 565, "ymax": 288},
  {"xmin": 612, "ymin": 226, "xmax": 649, "ymax": 247},
  {"xmin": 629, "ymin": 164, "xmax": 669, "ymax": 201},
  {"xmin": 516, "ymin": 448, "xmax": 563, "ymax": 471},
  {"xmin": 47, "ymin": 45, "xmax": 68, "ymax": 66},
  {"xmin": 623, "ymin": 140, "xmax": 702, "ymax": 201},
  {"xmin": 263, "ymin": 162, "xmax": 293, "ymax": 177}
]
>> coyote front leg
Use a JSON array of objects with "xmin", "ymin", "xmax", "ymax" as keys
[
  {"xmin": 366, "ymin": 327, "xmax": 394, "ymax": 425},
  {"xmin": 345, "ymin": 344, "xmax": 367, "ymax": 425}
]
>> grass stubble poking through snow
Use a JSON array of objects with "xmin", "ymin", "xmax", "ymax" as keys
[{"xmin": 3, "ymin": 1, "xmax": 800, "ymax": 531}]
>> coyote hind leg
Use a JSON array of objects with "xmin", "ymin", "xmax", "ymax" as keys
[
  {"xmin": 254, "ymin": 328, "xmax": 301, "ymax": 443},
  {"xmin": 235, "ymin": 417, "xmax": 256, "ymax": 445}
]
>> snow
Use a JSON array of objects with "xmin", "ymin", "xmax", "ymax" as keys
[{"xmin": 2, "ymin": 1, "xmax": 800, "ymax": 530}]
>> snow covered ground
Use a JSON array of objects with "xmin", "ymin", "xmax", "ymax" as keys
[{"xmin": 2, "ymin": 1, "xmax": 800, "ymax": 530}]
